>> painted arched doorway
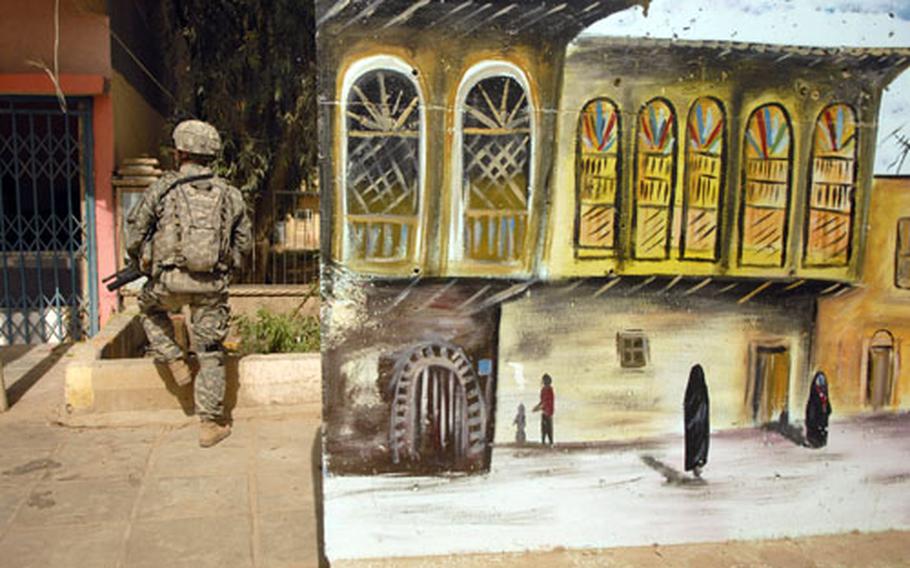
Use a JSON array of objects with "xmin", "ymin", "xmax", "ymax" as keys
[
  {"xmin": 867, "ymin": 330, "xmax": 896, "ymax": 410},
  {"xmin": 389, "ymin": 342, "xmax": 487, "ymax": 470}
]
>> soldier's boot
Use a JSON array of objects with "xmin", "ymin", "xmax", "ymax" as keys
[
  {"xmin": 199, "ymin": 420, "xmax": 231, "ymax": 448},
  {"xmin": 167, "ymin": 359, "xmax": 195, "ymax": 387}
]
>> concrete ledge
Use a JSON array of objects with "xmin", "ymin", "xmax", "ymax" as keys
[
  {"xmin": 239, "ymin": 353, "xmax": 321, "ymax": 406},
  {"xmin": 64, "ymin": 312, "xmax": 321, "ymax": 418}
]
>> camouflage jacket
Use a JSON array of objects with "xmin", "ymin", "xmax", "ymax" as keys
[{"xmin": 126, "ymin": 163, "xmax": 252, "ymax": 277}]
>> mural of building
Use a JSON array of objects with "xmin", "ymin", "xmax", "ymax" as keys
[
  {"xmin": 318, "ymin": 0, "xmax": 910, "ymax": 474},
  {"xmin": 814, "ymin": 176, "xmax": 910, "ymax": 415},
  {"xmin": 0, "ymin": 0, "xmax": 168, "ymax": 343}
]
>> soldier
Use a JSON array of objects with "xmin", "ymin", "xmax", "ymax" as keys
[{"xmin": 126, "ymin": 119, "xmax": 252, "ymax": 447}]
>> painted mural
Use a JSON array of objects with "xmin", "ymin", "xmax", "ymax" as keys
[{"xmin": 318, "ymin": 0, "xmax": 910, "ymax": 562}]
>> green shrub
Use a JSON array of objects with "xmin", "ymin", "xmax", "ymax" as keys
[{"xmin": 234, "ymin": 309, "xmax": 319, "ymax": 354}]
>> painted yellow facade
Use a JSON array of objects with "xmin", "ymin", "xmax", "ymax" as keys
[
  {"xmin": 814, "ymin": 177, "xmax": 910, "ymax": 414},
  {"xmin": 543, "ymin": 39, "xmax": 900, "ymax": 284},
  {"xmin": 329, "ymin": 40, "xmax": 559, "ymax": 279},
  {"xmin": 329, "ymin": 36, "xmax": 908, "ymax": 285}
]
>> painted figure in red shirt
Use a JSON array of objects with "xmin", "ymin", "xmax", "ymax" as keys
[{"xmin": 532, "ymin": 373, "xmax": 555, "ymax": 445}]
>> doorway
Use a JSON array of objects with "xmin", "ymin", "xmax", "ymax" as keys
[
  {"xmin": 389, "ymin": 341, "xmax": 487, "ymax": 471},
  {"xmin": 750, "ymin": 344, "xmax": 791, "ymax": 424},
  {"xmin": 0, "ymin": 97, "xmax": 97, "ymax": 344},
  {"xmin": 867, "ymin": 330, "xmax": 895, "ymax": 409}
]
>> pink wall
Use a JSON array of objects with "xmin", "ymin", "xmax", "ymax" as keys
[{"xmin": 0, "ymin": 0, "xmax": 111, "ymax": 76}]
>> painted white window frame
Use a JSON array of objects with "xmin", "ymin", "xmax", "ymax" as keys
[
  {"xmin": 448, "ymin": 60, "xmax": 536, "ymax": 266},
  {"xmin": 339, "ymin": 55, "xmax": 427, "ymax": 266}
]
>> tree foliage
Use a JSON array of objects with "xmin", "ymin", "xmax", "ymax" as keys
[{"xmin": 158, "ymin": 0, "xmax": 316, "ymax": 233}]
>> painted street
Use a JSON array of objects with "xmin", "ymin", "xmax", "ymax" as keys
[{"xmin": 324, "ymin": 414, "xmax": 910, "ymax": 561}]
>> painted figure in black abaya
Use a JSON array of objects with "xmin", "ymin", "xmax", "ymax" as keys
[
  {"xmin": 684, "ymin": 364, "xmax": 710, "ymax": 478},
  {"xmin": 805, "ymin": 371, "xmax": 832, "ymax": 448}
]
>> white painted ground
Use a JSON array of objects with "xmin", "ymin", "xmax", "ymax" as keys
[{"xmin": 324, "ymin": 414, "xmax": 910, "ymax": 561}]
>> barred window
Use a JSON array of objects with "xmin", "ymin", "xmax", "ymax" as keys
[
  {"xmin": 634, "ymin": 99, "xmax": 677, "ymax": 260},
  {"xmin": 576, "ymin": 99, "xmax": 621, "ymax": 254},
  {"xmin": 805, "ymin": 104, "xmax": 857, "ymax": 267},
  {"xmin": 682, "ymin": 98, "xmax": 725, "ymax": 260},
  {"xmin": 617, "ymin": 331, "xmax": 649, "ymax": 368},
  {"xmin": 459, "ymin": 71, "xmax": 531, "ymax": 263},
  {"xmin": 740, "ymin": 104, "xmax": 792, "ymax": 267},
  {"xmin": 343, "ymin": 64, "xmax": 422, "ymax": 264}
]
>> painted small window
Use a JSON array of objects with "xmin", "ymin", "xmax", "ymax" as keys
[
  {"xmin": 805, "ymin": 104, "xmax": 857, "ymax": 266},
  {"xmin": 634, "ymin": 99, "xmax": 677, "ymax": 260},
  {"xmin": 741, "ymin": 104, "xmax": 792, "ymax": 267},
  {"xmin": 461, "ymin": 74, "xmax": 531, "ymax": 263},
  {"xmin": 617, "ymin": 331, "xmax": 649, "ymax": 368},
  {"xmin": 576, "ymin": 99, "xmax": 620, "ymax": 253},
  {"xmin": 896, "ymin": 218, "xmax": 910, "ymax": 289},
  {"xmin": 344, "ymin": 67, "xmax": 422, "ymax": 263},
  {"xmin": 683, "ymin": 98, "xmax": 725, "ymax": 260}
]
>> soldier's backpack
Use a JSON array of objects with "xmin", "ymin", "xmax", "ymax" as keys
[{"xmin": 174, "ymin": 177, "xmax": 227, "ymax": 273}]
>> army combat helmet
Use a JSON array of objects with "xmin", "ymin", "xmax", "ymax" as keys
[{"xmin": 173, "ymin": 119, "xmax": 221, "ymax": 157}]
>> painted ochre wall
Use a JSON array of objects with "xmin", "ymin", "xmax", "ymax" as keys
[
  {"xmin": 496, "ymin": 287, "xmax": 815, "ymax": 444},
  {"xmin": 111, "ymin": 71, "xmax": 165, "ymax": 168},
  {"xmin": 814, "ymin": 177, "xmax": 910, "ymax": 414}
]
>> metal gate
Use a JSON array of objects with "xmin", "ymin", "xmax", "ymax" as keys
[{"xmin": 0, "ymin": 97, "xmax": 97, "ymax": 344}]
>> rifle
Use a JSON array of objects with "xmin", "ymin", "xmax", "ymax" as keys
[{"xmin": 103, "ymin": 264, "xmax": 144, "ymax": 292}]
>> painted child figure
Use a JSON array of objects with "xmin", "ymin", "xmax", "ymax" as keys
[
  {"xmin": 513, "ymin": 403, "xmax": 527, "ymax": 444},
  {"xmin": 532, "ymin": 374, "xmax": 555, "ymax": 446}
]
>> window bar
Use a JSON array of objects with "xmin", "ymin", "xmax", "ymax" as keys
[
  {"xmin": 64, "ymin": 107, "xmax": 79, "ymax": 341},
  {"xmin": 0, "ymin": 116, "xmax": 12, "ymax": 343},
  {"xmin": 82, "ymin": 101, "xmax": 99, "ymax": 337},
  {"xmin": 11, "ymin": 111, "xmax": 31, "ymax": 343},
  {"xmin": 28, "ymin": 113, "xmax": 48, "ymax": 342},
  {"xmin": 47, "ymin": 113, "xmax": 63, "ymax": 343}
]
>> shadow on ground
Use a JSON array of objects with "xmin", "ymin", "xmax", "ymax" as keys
[
  {"xmin": 640, "ymin": 455, "xmax": 706, "ymax": 487},
  {"xmin": 5, "ymin": 343, "xmax": 72, "ymax": 407}
]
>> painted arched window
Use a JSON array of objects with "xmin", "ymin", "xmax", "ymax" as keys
[
  {"xmin": 740, "ymin": 104, "xmax": 792, "ymax": 267},
  {"xmin": 634, "ymin": 98, "xmax": 677, "ymax": 259},
  {"xmin": 576, "ymin": 99, "xmax": 620, "ymax": 253},
  {"xmin": 682, "ymin": 98, "xmax": 725, "ymax": 260},
  {"xmin": 805, "ymin": 104, "xmax": 857, "ymax": 266},
  {"xmin": 343, "ymin": 61, "xmax": 423, "ymax": 264},
  {"xmin": 458, "ymin": 67, "xmax": 532, "ymax": 263}
]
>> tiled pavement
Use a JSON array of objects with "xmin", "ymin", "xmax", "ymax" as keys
[
  {"xmin": 0, "ymin": 412, "xmax": 322, "ymax": 568},
  {"xmin": 0, "ymin": 341, "xmax": 323, "ymax": 568}
]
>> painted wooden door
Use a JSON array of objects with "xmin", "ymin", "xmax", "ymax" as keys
[
  {"xmin": 867, "ymin": 346, "xmax": 894, "ymax": 409},
  {"xmin": 752, "ymin": 346, "xmax": 790, "ymax": 423}
]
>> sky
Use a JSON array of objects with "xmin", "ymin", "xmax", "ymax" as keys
[{"xmin": 583, "ymin": 0, "xmax": 910, "ymax": 175}]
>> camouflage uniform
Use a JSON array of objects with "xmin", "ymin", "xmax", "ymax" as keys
[{"xmin": 126, "ymin": 123, "xmax": 251, "ymax": 423}]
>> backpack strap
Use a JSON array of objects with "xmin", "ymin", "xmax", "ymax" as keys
[{"xmin": 162, "ymin": 173, "xmax": 214, "ymax": 200}]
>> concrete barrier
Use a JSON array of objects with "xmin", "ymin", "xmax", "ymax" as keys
[{"xmin": 64, "ymin": 310, "xmax": 321, "ymax": 416}]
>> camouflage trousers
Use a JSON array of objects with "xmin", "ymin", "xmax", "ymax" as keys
[{"xmin": 138, "ymin": 278, "xmax": 230, "ymax": 422}]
